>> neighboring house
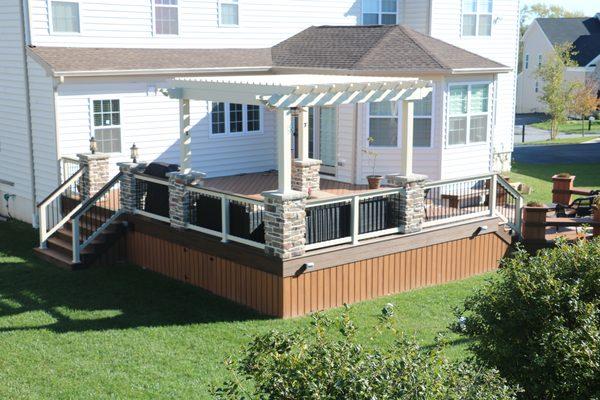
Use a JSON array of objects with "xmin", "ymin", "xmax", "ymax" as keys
[
  {"xmin": 1, "ymin": 0, "xmax": 519, "ymax": 225},
  {"xmin": 517, "ymin": 14, "xmax": 600, "ymax": 114}
]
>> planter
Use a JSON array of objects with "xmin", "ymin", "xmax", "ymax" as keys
[
  {"xmin": 522, "ymin": 206, "xmax": 549, "ymax": 243},
  {"xmin": 551, "ymin": 174, "xmax": 575, "ymax": 205},
  {"xmin": 367, "ymin": 175, "xmax": 383, "ymax": 190},
  {"xmin": 594, "ymin": 208, "xmax": 600, "ymax": 237}
]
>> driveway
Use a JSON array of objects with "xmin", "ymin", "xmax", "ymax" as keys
[
  {"xmin": 513, "ymin": 142, "xmax": 600, "ymax": 164},
  {"xmin": 515, "ymin": 113, "xmax": 548, "ymax": 126}
]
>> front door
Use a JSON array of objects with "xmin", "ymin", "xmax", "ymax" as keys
[{"xmin": 309, "ymin": 107, "xmax": 337, "ymax": 176}]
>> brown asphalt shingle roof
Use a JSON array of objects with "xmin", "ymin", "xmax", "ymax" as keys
[{"xmin": 29, "ymin": 25, "xmax": 507, "ymax": 76}]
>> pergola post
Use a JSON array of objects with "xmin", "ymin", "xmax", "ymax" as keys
[
  {"xmin": 400, "ymin": 100, "xmax": 414, "ymax": 177},
  {"xmin": 276, "ymin": 108, "xmax": 293, "ymax": 193},
  {"xmin": 292, "ymin": 107, "xmax": 321, "ymax": 194},
  {"xmin": 179, "ymin": 98, "xmax": 192, "ymax": 175}
]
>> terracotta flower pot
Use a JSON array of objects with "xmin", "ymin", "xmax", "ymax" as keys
[{"xmin": 367, "ymin": 175, "xmax": 383, "ymax": 190}]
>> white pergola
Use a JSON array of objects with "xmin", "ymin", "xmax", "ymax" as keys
[{"xmin": 164, "ymin": 74, "xmax": 433, "ymax": 193}]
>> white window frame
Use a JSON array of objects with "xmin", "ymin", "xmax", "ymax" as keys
[
  {"xmin": 447, "ymin": 83, "xmax": 491, "ymax": 147},
  {"xmin": 208, "ymin": 102, "xmax": 264, "ymax": 137},
  {"xmin": 218, "ymin": 0, "xmax": 239, "ymax": 27},
  {"xmin": 152, "ymin": 0, "xmax": 180, "ymax": 36},
  {"xmin": 361, "ymin": 0, "xmax": 398, "ymax": 25},
  {"xmin": 413, "ymin": 90, "xmax": 434, "ymax": 149},
  {"xmin": 89, "ymin": 98, "xmax": 123, "ymax": 154},
  {"xmin": 48, "ymin": 0, "xmax": 81, "ymax": 35},
  {"xmin": 461, "ymin": 0, "xmax": 493, "ymax": 37},
  {"xmin": 535, "ymin": 81, "xmax": 539, "ymax": 93},
  {"xmin": 537, "ymin": 54, "xmax": 543, "ymax": 68},
  {"xmin": 525, "ymin": 54, "xmax": 529, "ymax": 70},
  {"xmin": 367, "ymin": 102, "xmax": 400, "ymax": 149}
]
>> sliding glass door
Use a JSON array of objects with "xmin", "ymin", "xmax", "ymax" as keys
[{"xmin": 308, "ymin": 107, "xmax": 337, "ymax": 176}]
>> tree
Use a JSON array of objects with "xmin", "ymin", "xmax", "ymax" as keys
[
  {"xmin": 569, "ymin": 79, "xmax": 600, "ymax": 135},
  {"xmin": 214, "ymin": 306, "xmax": 519, "ymax": 399},
  {"xmin": 535, "ymin": 44, "xmax": 579, "ymax": 140},
  {"xmin": 452, "ymin": 240, "xmax": 600, "ymax": 399}
]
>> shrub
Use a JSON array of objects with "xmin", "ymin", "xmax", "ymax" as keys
[
  {"xmin": 453, "ymin": 240, "xmax": 600, "ymax": 399},
  {"xmin": 214, "ymin": 306, "xmax": 519, "ymax": 400}
]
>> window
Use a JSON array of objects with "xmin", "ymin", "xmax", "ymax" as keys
[
  {"xmin": 154, "ymin": 0, "xmax": 178, "ymax": 35},
  {"xmin": 538, "ymin": 54, "xmax": 542, "ymax": 68},
  {"xmin": 220, "ymin": 0, "xmax": 239, "ymax": 26},
  {"xmin": 210, "ymin": 102, "xmax": 262, "ymax": 135},
  {"xmin": 51, "ymin": 1, "xmax": 80, "ymax": 33},
  {"xmin": 92, "ymin": 100, "xmax": 121, "ymax": 153},
  {"xmin": 462, "ymin": 0, "xmax": 492, "ymax": 36},
  {"xmin": 413, "ymin": 92, "xmax": 432, "ymax": 147},
  {"xmin": 362, "ymin": 0, "xmax": 397, "ymax": 25},
  {"xmin": 368, "ymin": 102, "xmax": 398, "ymax": 147},
  {"xmin": 535, "ymin": 81, "xmax": 539, "ymax": 93},
  {"xmin": 448, "ymin": 84, "xmax": 490, "ymax": 146},
  {"xmin": 525, "ymin": 54, "xmax": 529, "ymax": 70}
]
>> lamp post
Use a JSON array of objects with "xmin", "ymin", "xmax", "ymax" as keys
[
  {"xmin": 130, "ymin": 143, "xmax": 139, "ymax": 163},
  {"xmin": 89, "ymin": 136, "xmax": 97, "ymax": 154}
]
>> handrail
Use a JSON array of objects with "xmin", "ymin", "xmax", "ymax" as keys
[
  {"xmin": 496, "ymin": 175, "xmax": 521, "ymax": 199},
  {"xmin": 38, "ymin": 167, "xmax": 85, "ymax": 208},
  {"xmin": 73, "ymin": 172, "xmax": 123, "ymax": 219},
  {"xmin": 307, "ymin": 186, "xmax": 405, "ymax": 207},
  {"xmin": 187, "ymin": 184, "xmax": 265, "ymax": 207},
  {"xmin": 424, "ymin": 173, "xmax": 495, "ymax": 188}
]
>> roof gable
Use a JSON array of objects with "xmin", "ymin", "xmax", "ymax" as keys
[{"xmin": 536, "ymin": 17, "xmax": 600, "ymax": 65}]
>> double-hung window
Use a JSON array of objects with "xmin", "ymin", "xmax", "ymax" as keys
[
  {"xmin": 368, "ymin": 102, "xmax": 398, "ymax": 147},
  {"xmin": 448, "ymin": 84, "xmax": 490, "ymax": 146},
  {"xmin": 524, "ymin": 54, "xmax": 529, "ymax": 70},
  {"xmin": 220, "ymin": 0, "xmax": 239, "ymax": 26},
  {"xmin": 413, "ymin": 93, "xmax": 433, "ymax": 147},
  {"xmin": 154, "ymin": 0, "xmax": 179, "ymax": 35},
  {"xmin": 537, "ymin": 54, "xmax": 543, "ymax": 68},
  {"xmin": 210, "ymin": 103, "xmax": 262, "ymax": 135},
  {"xmin": 50, "ymin": 1, "xmax": 80, "ymax": 33},
  {"xmin": 362, "ymin": 0, "xmax": 397, "ymax": 25},
  {"xmin": 462, "ymin": 0, "xmax": 492, "ymax": 36},
  {"xmin": 92, "ymin": 99, "xmax": 122, "ymax": 153}
]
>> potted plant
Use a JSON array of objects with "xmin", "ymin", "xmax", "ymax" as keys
[{"xmin": 363, "ymin": 137, "xmax": 382, "ymax": 189}]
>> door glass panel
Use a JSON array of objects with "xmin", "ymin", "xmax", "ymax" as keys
[{"xmin": 319, "ymin": 107, "xmax": 337, "ymax": 168}]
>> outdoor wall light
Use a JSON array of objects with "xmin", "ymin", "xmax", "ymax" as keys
[
  {"xmin": 130, "ymin": 143, "xmax": 139, "ymax": 163},
  {"xmin": 89, "ymin": 136, "xmax": 97, "ymax": 154}
]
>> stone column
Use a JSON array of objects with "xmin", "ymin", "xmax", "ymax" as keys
[
  {"xmin": 262, "ymin": 190, "xmax": 307, "ymax": 259},
  {"xmin": 77, "ymin": 153, "xmax": 110, "ymax": 200},
  {"xmin": 167, "ymin": 171, "xmax": 206, "ymax": 230},
  {"xmin": 387, "ymin": 174, "xmax": 428, "ymax": 234},
  {"xmin": 117, "ymin": 162, "xmax": 147, "ymax": 213},
  {"xmin": 292, "ymin": 159, "xmax": 322, "ymax": 195}
]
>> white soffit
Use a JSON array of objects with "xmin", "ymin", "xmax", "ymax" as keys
[{"xmin": 165, "ymin": 74, "xmax": 433, "ymax": 108}]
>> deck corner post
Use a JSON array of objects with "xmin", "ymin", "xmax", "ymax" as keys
[
  {"xmin": 167, "ymin": 171, "xmax": 206, "ymax": 230},
  {"xmin": 262, "ymin": 190, "xmax": 307, "ymax": 260},
  {"xmin": 386, "ymin": 173, "xmax": 428, "ymax": 234},
  {"xmin": 118, "ymin": 162, "xmax": 147, "ymax": 214},
  {"xmin": 522, "ymin": 206, "xmax": 548, "ymax": 243},
  {"xmin": 77, "ymin": 153, "xmax": 110, "ymax": 200}
]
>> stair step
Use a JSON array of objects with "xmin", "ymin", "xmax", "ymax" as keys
[
  {"xmin": 33, "ymin": 247, "xmax": 82, "ymax": 270},
  {"xmin": 47, "ymin": 236, "xmax": 95, "ymax": 256}
]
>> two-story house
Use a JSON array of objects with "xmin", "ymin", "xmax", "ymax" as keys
[
  {"xmin": 517, "ymin": 14, "xmax": 600, "ymax": 114},
  {"xmin": 1, "ymin": 0, "xmax": 519, "ymax": 225}
]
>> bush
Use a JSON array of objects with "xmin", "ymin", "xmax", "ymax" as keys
[
  {"xmin": 453, "ymin": 240, "xmax": 600, "ymax": 399},
  {"xmin": 214, "ymin": 306, "xmax": 518, "ymax": 400}
]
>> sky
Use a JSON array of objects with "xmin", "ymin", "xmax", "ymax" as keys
[{"xmin": 522, "ymin": 0, "xmax": 599, "ymax": 17}]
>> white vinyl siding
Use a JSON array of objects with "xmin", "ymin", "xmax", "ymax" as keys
[
  {"xmin": 154, "ymin": 0, "xmax": 178, "ymax": 35},
  {"xmin": 461, "ymin": 0, "xmax": 492, "ymax": 36},
  {"xmin": 50, "ymin": 1, "xmax": 80, "ymax": 33},
  {"xmin": 219, "ymin": 0, "xmax": 239, "ymax": 26},
  {"xmin": 525, "ymin": 54, "xmax": 529, "ymax": 70},
  {"xmin": 209, "ymin": 102, "xmax": 263, "ymax": 136},
  {"xmin": 362, "ymin": 0, "xmax": 397, "ymax": 25}
]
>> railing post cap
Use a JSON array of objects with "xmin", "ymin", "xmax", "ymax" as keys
[
  {"xmin": 77, "ymin": 153, "xmax": 110, "ymax": 161},
  {"xmin": 118, "ymin": 162, "xmax": 147, "ymax": 172},
  {"xmin": 386, "ymin": 173, "xmax": 428, "ymax": 186},
  {"xmin": 262, "ymin": 190, "xmax": 307, "ymax": 202}
]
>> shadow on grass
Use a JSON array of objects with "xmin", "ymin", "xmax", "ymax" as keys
[{"xmin": 0, "ymin": 220, "xmax": 268, "ymax": 334}]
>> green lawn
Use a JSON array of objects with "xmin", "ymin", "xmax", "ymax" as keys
[
  {"xmin": 532, "ymin": 120, "xmax": 600, "ymax": 135},
  {"xmin": 510, "ymin": 163, "xmax": 600, "ymax": 204},
  {"xmin": 520, "ymin": 136, "xmax": 600, "ymax": 146},
  {"xmin": 0, "ymin": 221, "xmax": 488, "ymax": 399}
]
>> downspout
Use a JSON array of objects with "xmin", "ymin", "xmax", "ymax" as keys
[
  {"xmin": 53, "ymin": 77, "xmax": 62, "ymax": 186},
  {"xmin": 19, "ymin": 0, "xmax": 38, "ymax": 226}
]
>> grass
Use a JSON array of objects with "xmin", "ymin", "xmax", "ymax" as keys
[
  {"xmin": 532, "ymin": 120, "xmax": 600, "ymax": 135},
  {"xmin": 510, "ymin": 162, "xmax": 600, "ymax": 204},
  {"xmin": 0, "ymin": 221, "xmax": 489, "ymax": 399},
  {"xmin": 520, "ymin": 136, "xmax": 600, "ymax": 146}
]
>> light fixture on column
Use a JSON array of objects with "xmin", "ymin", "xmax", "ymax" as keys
[
  {"xmin": 130, "ymin": 143, "xmax": 139, "ymax": 163},
  {"xmin": 89, "ymin": 136, "xmax": 97, "ymax": 154},
  {"xmin": 290, "ymin": 107, "xmax": 302, "ymax": 117}
]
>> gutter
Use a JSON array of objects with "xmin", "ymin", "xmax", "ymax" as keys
[{"xmin": 53, "ymin": 66, "xmax": 272, "ymax": 78}]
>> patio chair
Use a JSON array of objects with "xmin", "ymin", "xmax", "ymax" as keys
[{"xmin": 555, "ymin": 190, "xmax": 600, "ymax": 218}]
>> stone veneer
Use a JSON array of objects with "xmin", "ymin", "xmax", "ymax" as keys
[
  {"xmin": 167, "ymin": 171, "xmax": 206, "ymax": 229},
  {"xmin": 386, "ymin": 174, "xmax": 428, "ymax": 234},
  {"xmin": 262, "ymin": 190, "xmax": 307, "ymax": 260},
  {"xmin": 118, "ymin": 162, "xmax": 147, "ymax": 213},
  {"xmin": 292, "ymin": 159, "xmax": 322, "ymax": 195},
  {"xmin": 77, "ymin": 153, "xmax": 110, "ymax": 200}
]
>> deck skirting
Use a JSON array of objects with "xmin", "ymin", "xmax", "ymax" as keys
[{"xmin": 123, "ymin": 215, "xmax": 510, "ymax": 317}]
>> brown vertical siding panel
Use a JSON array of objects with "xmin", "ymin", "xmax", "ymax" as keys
[
  {"xmin": 336, "ymin": 266, "xmax": 344, "ymax": 308},
  {"xmin": 323, "ymin": 268, "xmax": 331, "ymax": 310},
  {"xmin": 310, "ymin": 269, "xmax": 319, "ymax": 312},
  {"xmin": 297, "ymin": 273, "xmax": 306, "ymax": 316},
  {"xmin": 347, "ymin": 263, "xmax": 355, "ymax": 305},
  {"xmin": 364, "ymin": 260, "xmax": 372, "ymax": 300},
  {"xmin": 290, "ymin": 276, "xmax": 298, "ymax": 317},
  {"xmin": 317, "ymin": 269, "xmax": 324, "ymax": 311}
]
